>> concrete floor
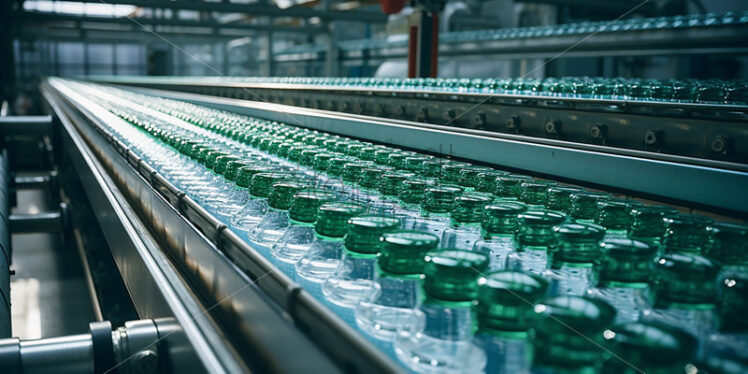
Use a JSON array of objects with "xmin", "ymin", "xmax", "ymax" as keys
[{"xmin": 10, "ymin": 188, "xmax": 94, "ymax": 339}]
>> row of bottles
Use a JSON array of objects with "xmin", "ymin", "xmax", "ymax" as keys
[
  {"xmin": 57, "ymin": 79, "xmax": 747, "ymax": 373},
  {"xmin": 147, "ymin": 74, "xmax": 748, "ymax": 105}
]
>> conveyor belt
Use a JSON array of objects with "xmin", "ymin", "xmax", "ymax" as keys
[{"xmin": 89, "ymin": 76, "xmax": 748, "ymax": 167}]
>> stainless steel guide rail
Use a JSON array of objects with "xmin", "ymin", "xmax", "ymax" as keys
[
  {"xmin": 115, "ymin": 83, "xmax": 748, "ymax": 217},
  {"xmin": 41, "ymin": 79, "xmax": 402, "ymax": 374},
  {"xmin": 88, "ymin": 77, "xmax": 748, "ymax": 166}
]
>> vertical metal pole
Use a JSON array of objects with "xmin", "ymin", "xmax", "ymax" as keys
[
  {"xmin": 0, "ymin": 0, "xmax": 15, "ymax": 105},
  {"xmin": 83, "ymin": 35, "xmax": 90, "ymax": 76},
  {"xmin": 408, "ymin": 8, "xmax": 439, "ymax": 78},
  {"xmin": 265, "ymin": 30, "xmax": 273, "ymax": 77},
  {"xmin": 111, "ymin": 43, "xmax": 117, "ymax": 75}
]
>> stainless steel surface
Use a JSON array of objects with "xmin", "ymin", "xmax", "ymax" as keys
[
  {"xmin": 92, "ymin": 79, "xmax": 748, "ymax": 166},
  {"xmin": 132, "ymin": 86, "xmax": 748, "ymax": 216},
  {"xmin": 20, "ymin": 334, "xmax": 94, "ymax": 374},
  {"xmin": 42, "ymin": 80, "xmax": 382, "ymax": 373},
  {"xmin": 43, "ymin": 84, "xmax": 227, "ymax": 374}
]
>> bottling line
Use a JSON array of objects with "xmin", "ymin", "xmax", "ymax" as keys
[{"xmin": 0, "ymin": 73, "xmax": 743, "ymax": 374}]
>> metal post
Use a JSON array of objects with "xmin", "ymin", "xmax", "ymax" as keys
[
  {"xmin": 0, "ymin": 0, "xmax": 15, "ymax": 106},
  {"xmin": 407, "ymin": 7, "xmax": 440, "ymax": 78},
  {"xmin": 265, "ymin": 30, "xmax": 273, "ymax": 77}
]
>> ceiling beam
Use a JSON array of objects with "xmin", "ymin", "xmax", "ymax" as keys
[
  {"xmin": 14, "ymin": 11, "xmax": 323, "ymax": 34},
  {"xmin": 27, "ymin": 0, "xmax": 388, "ymax": 23}
]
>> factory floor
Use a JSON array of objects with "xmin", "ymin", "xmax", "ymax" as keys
[{"xmin": 10, "ymin": 186, "xmax": 94, "ymax": 339}]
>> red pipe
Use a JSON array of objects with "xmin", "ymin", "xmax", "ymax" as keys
[{"xmin": 407, "ymin": 25, "xmax": 418, "ymax": 78}]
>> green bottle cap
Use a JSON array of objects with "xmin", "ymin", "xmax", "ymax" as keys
[
  {"xmin": 423, "ymin": 249, "xmax": 489, "ymax": 301},
  {"xmin": 374, "ymin": 148, "xmax": 396, "ymax": 165},
  {"xmin": 289, "ymin": 190, "xmax": 335, "ymax": 223},
  {"xmin": 276, "ymin": 141, "xmax": 295, "ymax": 158},
  {"xmin": 440, "ymin": 162, "xmax": 471, "ymax": 184},
  {"xmin": 602, "ymin": 322, "xmax": 697, "ymax": 373},
  {"xmin": 378, "ymin": 230, "xmax": 440, "ymax": 275},
  {"xmin": 344, "ymin": 215, "xmax": 401, "ymax": 254},
  {"xmin": 335, "ymin": 140, "xmax": 355, "ymax": 154},
  {"xmin": 403, "ymin": 156, "xmax": 431, "ymax": 173},
  {"xmin": 379, "ymin": 172, "xmax": 412, "ymax": 196},
  {"xmin": 312, "ymin": 152, "xmax": 335, "ymax": 172},
  {"xmin": 387, "ymin": 152, "xmax": 409, "ymax": 169},
  {"xmin": 314, "ymin": 202, "xmax": 366, "ymax": 238},
  {"xmin": 598, "ymin": 239, "xmax": 657, "ymax": 286},
  {"xmin": 287, "ymin": 144, "xmax": 310, "ymax": 162},
  {"xmin": 653, "ymin": 253, "xmax": 720, "ymax": 307},
  {"xmin": 322, "ymin": 138, "xmax": 342, "ymax": 151},
  {"xmin": 520, "ymin": 181, "xmax": 556, "ymax": 207},
  {"xmin": 236, "ymin": 165, "xmax": 271, "ymax": 188},
  {"xmin": 345, "ymin": 143, "xmax": 365, "ymax": 157},
  {"xmin": 357, "ymin": 167, "xmax": 387, "ymax": 189},
  {"xmin": 300, "ymin": 148, "xmax": 322, "ymax": 166},
  {"xmin": 267, "ymin": 139, "xmax": 284, "ymax": 154},
  {"xmin": 327, "ymin": 157, "xmax": 354, "ymax": 177},
  {"xmin": 249, "ymin": 172, "xmax": 290, "ymax": 198},
  {"xmin": 224, "ymin": 160, "xmax": 247, "ymax": 182},
  {"xmin": 547, "ymin": 186, "xmax": 585, "ymax": 212},
  {"xmin": 399, "ymin": 178, "xmax": 436, "ymax": 205},
  {"xmin": 451, "ymin": 194, "xmax": 493, "ymax": 223},
  {"xmin": 705, "ymin": 222, "xmax": 748, "ymax": 266},
  {"xmin": 422, "ymin": 185, "xmax": 462, "ymax": 214},
  {"xmin": 359, "ymin": 146, "xmax": 378, "ymax": 161},
  {"xmin": 342, "ymin": 162, "xmax": 370, "ymax": 183},
  {"xmin": 551, "ymin": 223, "xmax": 606, "ymax": 264},
  {"xmin": 214, "ymin": 155, "xmax": 240, "ymax": 175},
  {"xmin": 204, "ymin": 151, "xmax": 228, "ymax": 169},
  {"xmin": 495, "ymin": 174, "xmax": 533, "ymax": 199},
  {"xmin": 719, "ymin": 274, "xmax": 748, "ymax": 333},
  {"xmin": 482, "ymin": 202, "xmax": 527, "ymax": 235},
  {"xmin": 596, "ymin": 199, "xmax": 640, "ymax": 231},
  {"xmin": 662, "ymin": 214, "xmax": 714, "ymax": 253},
  {"xmin": 476, "ymin": 170, "xmax": 509, "ymax": 193},
  {"xmin": 267, "ymin": 182, "xmax": 304, "ymax": 210},
  {"xmin": 459, "ymin": 166, "xmax": 493, "ymax": 189},
  {"xmin": 629, "ymin": 205, "xmax": 679, "ymax": 240},
  {"xmin": 569, "ymin": 191, "xmax": 611, "ymax": 221},
  {"xmin": 533, "ymin": 296, "xmax": 616, "ymax": 369},
  {"xmin": 476, "ymin": 271, "xmax": 549, "ymax": 333},
  {"xmin": 516, "ymin": 210, "xmax": 566, "ymax": 248},
  {"xmin": 422, "ymin": 158, "xmax": 448, "ymax": 178}
]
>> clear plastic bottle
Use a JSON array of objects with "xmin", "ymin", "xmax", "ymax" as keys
[
  {"xmin": 356, "ymin": 230, "xmax": 440, "ymax": 341},
  {"xmin": 601, "ymin": 321, "xmax": 697, "ymax": 374},
  {"xmin": 296, "ymin": 202, "xmax": 366, "ymax": 296},
  {"xmin": 586, "ymin": 238, "xmax": 656, "ymax": 324},
  {"xmin": 531, "ymin": 296, "xmax": 616, "ymax": 374},
  {"xmin": 474, "ymin": 202, "xmax": 527, "ymax": 270},
  {"xmin": 230, "ymin": 171, "xmax": 290, "ymax": 233},
  {"xmin": 474, "ymin": 271, "xmax": 548, "ymax": 374},
  {"xmin": 394, "ymin": 249, "xmax": 489, "ymax": 374},
  {"xmin": 640, "ymin": 253, "xmax": 720, "ymax": 349},
  {"xmin": 441, "ymin": 194, "xmax": 493, "ymax": 250},
  {"xmin": 271, "ymin": 189, "xmax": 335, "ymax": 267},
  {"xmin": 247, "ymin": 182, "xmax": 305, "ymax": 246},
  {"xmin": 544, "ymin": 223, "xmax": 605, "ymax": 296},
  {"xmin": 323, "ymin": 215, "xmax": 401, "ymax": 307},
  {"xmin": 506, "ymin": 210, "xmax": 566, "ymax": 275}
]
